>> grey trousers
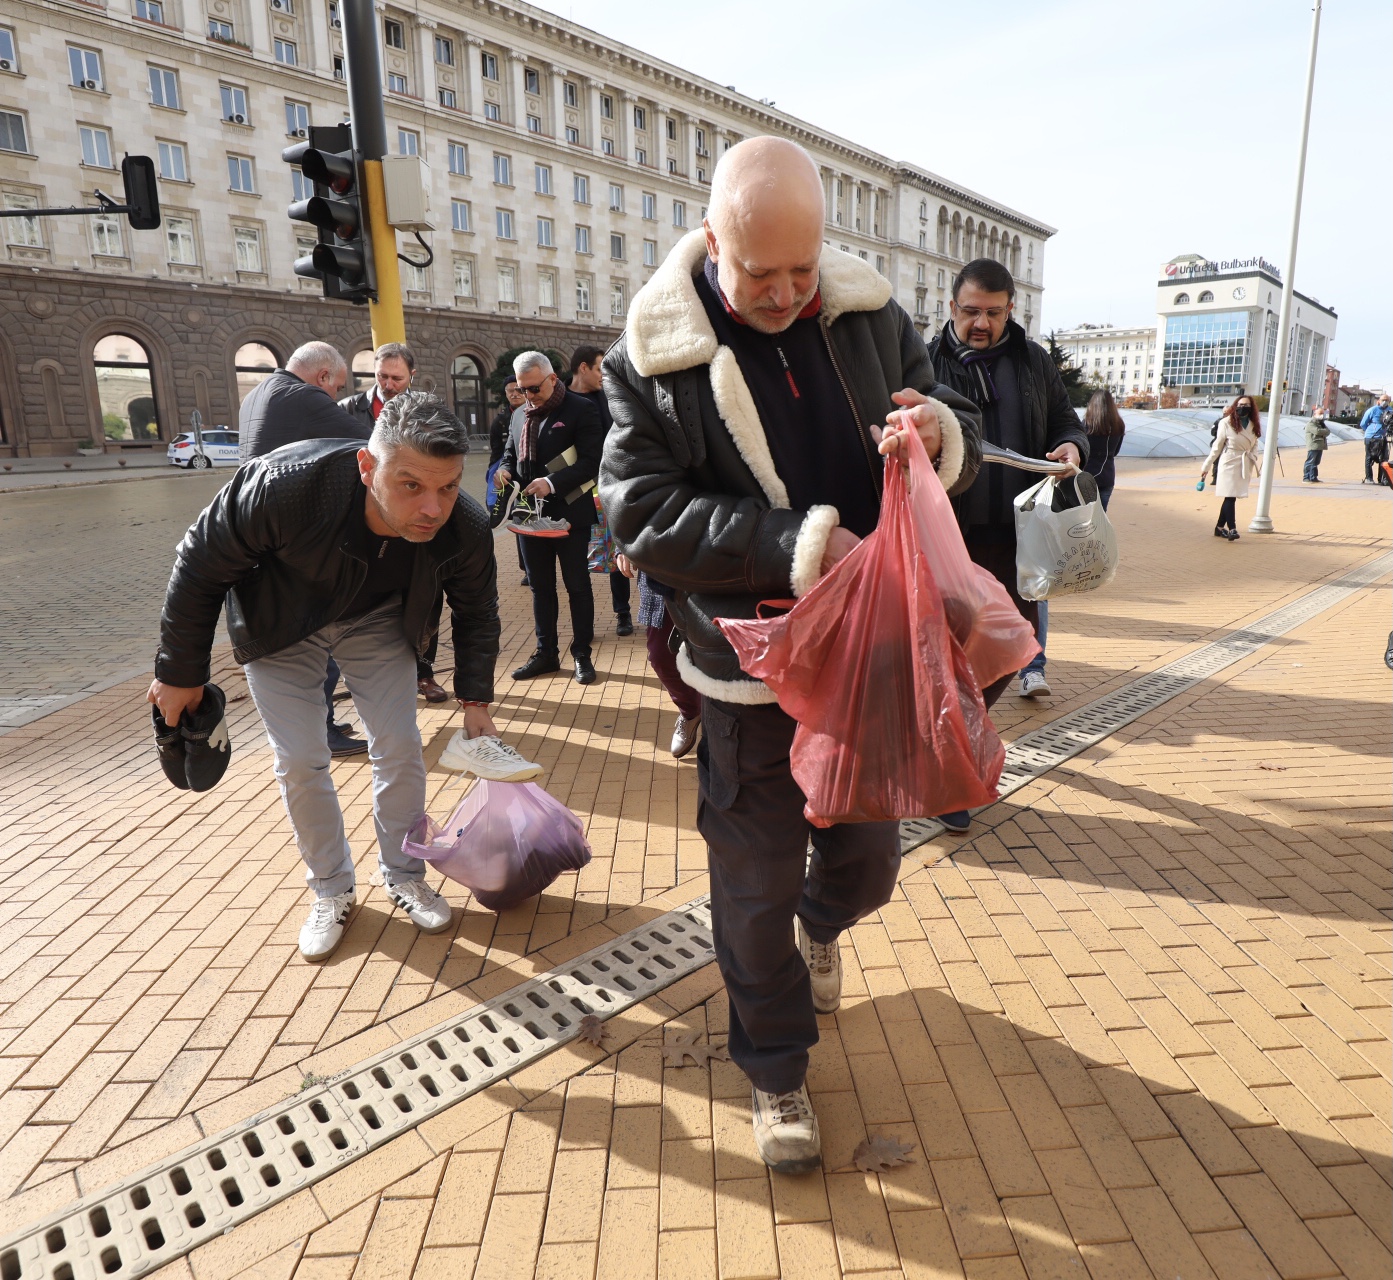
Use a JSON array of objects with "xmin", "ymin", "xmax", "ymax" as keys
[{"xmin": 244, "ymin": 600, "xmax": 428, "ymax": 899}]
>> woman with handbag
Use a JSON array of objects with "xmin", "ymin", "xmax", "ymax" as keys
[{"xmin": 1199, "ymin": 395, "xmax": 1263, "ymax": 540}]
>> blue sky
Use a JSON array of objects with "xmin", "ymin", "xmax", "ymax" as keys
[{"xmin": 562, "ymin": 0, "xmax": 1390, "ymax": 389}]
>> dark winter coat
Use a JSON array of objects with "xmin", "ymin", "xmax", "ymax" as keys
[{"xmin": 238, "ymin": 369, "xmax": 366, "ymax": 461}]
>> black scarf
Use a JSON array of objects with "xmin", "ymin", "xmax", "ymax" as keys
[{"xmin": 941, "ymin": 321, "xmax": 1008, "ymax": 408}]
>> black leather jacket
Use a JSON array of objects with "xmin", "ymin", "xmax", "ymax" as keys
[{"xmin": 155, "ymin": 442, "xmax": 500, "ymax": 701}]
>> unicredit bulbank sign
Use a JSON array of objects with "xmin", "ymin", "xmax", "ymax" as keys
[{"xmin": 1162, "ymin": 257, "xmax": 1282, "ymax": 280}]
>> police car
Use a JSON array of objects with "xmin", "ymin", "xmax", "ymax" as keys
[{"xmin": 167, "ymin": 429, "xmax": 240, "ymax": 469}]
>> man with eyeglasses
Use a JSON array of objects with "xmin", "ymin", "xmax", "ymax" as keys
[{"xmin": 495, "ymin": 351, "xmax": 605, "ymax": 684}]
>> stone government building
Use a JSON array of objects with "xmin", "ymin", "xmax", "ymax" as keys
[{"xmin": 0, "ymin": 0, "xmax": 1054, "ymax": 455}]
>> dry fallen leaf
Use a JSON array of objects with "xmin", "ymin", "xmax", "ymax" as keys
[
  {"xmin": 1256, "ymin": 762, "xmax": 1287, "ymax": 771},
  {"xmin": 577, "ymin": 1014, "xmax": 607, "ymax": 1046},
  {"xmin": 660, "ymin": 1032, "xmax": 730, "ymax": 1068},
  {"xmin": 853, "ymin": 1135, "xmax": 916, "ymax": 1173}
]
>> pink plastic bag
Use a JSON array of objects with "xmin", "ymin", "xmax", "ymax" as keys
[
  {"xmin": 403, "ymin": 781, "xmax": 592, "ymax": 912},
  {"xmin": 717, "ymin": 431, "xmax": 1007, "ymax": 828}
]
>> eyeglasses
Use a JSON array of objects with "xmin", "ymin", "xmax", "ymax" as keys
[
  {"xmin": 953, "ymin": 305, "xmax": 1012, "ymax": 322},
  {"xmin": 517, "ymin": 379, "xmax": 550, "ymax": 395}
]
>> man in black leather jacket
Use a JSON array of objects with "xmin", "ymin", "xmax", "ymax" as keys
[
  {"xmin": 148, "ymin": 393, "xmax": 501, "ymax": 962},
  {"xmin": 599, "ymin": 138, "xmax": 982, "ymax": 1174}
]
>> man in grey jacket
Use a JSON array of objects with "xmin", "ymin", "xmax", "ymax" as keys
[{"xmin": 600, "ymin": 138, "xmax": 981, "ymax": 1175}]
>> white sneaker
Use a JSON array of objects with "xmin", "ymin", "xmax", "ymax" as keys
[
  {"xmin": 1019, "ymin": 670, "xmax": 1052, "ymax": 698},
  {"xmin": 387, "ymin": 879, "xmax": 452, "ymax": 933},
  {"xmin": 439, "ymin": 731, "xmax": 543, "ymax": 781},
  {"xmin": 796, "ymin": 918, "xmax": 843, "ymax": 1014},
  {"xmin": 751, "ymin": 1084, "xmax": 821, "ymax": 1174},
  {"xmin": 299, "ymin": 891, "xmax": 355, "ymax": 962}
]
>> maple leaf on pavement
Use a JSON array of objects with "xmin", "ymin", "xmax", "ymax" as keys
[
  {"xmin": 577, "ymin": 1015, "xmax": 607, "ymax": 1046},
  {"xmin": 659, "ymin": 1032, "xmax": 730, "ymax": 1068},
  {"xmin": 853, "ymin": 1135, "xmax": 916, "ymax": 1173}
]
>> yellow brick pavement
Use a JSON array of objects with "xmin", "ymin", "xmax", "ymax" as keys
[{"xmin": 0, "ymin": 442, "xmax": 1388, "ymax": 1278}]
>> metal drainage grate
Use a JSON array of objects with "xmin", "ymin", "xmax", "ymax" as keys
[
  {"xmin": 0, "ymin": 900, "xmax": 714, "ymax": 1280},
  {"xmin": 899, "ymin": 552, "xmax": 1391, "ymax": 853}
]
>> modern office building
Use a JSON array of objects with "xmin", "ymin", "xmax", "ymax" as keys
[
  {"xmin": 1155, "ymin": 254, "xmax": 1337, "ymax": 411},
  {"xmin": 1052, "ymin": 323, "xmax": 1158, "ymax": 399},
  {"xmin": 0, "ymin": 0, "xmax": 1052, "ymax": 455}
]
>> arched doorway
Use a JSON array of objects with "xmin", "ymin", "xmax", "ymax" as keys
[
  {"xmin": 451, "ymin": 353, "xmax": 486, "ymax": 438},
  {"xmin": 234, "ymin": 342, "xmax": 280, "ymax": 403},
  {"xmin": 93, "ymin": 334, "xmax": 160, "ymax": 442},
  {"xmin": 351, "ymin": 349, "xmax": 376, "ymax": 394}
]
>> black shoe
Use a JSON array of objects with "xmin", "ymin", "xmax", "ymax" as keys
[
  {"xmin": 327, "ymin": 725, "xmax": 369, "ymax": 757},
  {"xmin": 1227, "ymin": 529, "xmax": 1240, "ymax": 540},
  {"xmin": 520, "ymin": 575, "xmax": 531, "ymax": 587},
  {"xmin": 574, "ymin": 654, "xmax": 597, "ymax": 685},
  {"xmin": 152, "ymin": 705, "xmax": 190, "ymax": 790},
  {"xmin": 182, "ymin": 682, "xmax": 232, "ymax": 792},
  {"xmin": 329, "ymin": 720, "xmax": 354, "ymax": 735},
  {"xmin": 513, "ymin": 650, "xmax": 561, "ymax": 679},
  {"xmin": 615, "ymin": 612, "xmax": 634, "ymax": 637},
  {"xmin": 938, "ymin": 810, "xmax": 971, "ymax": 834},
  {"xmin": 1214, "ymin": 526, "xmax": 1228, "ymax": 538}
]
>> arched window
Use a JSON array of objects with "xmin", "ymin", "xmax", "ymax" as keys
[
  {"xmin": 936, "ymin": 206, "xmax": 948, "ymax": 254},
  {"xmin": 1198, "ymin": 290, "xmax": 1214, "ymax": 303},
  {"xmin": 1010, "ymin": 235, "xmax": 1021, "ymax": 275},
  {"xmin": 989, "ymin": 228, "xmax": 1000, "ymax": 262},
  {"xmin": 234, "ymin": 342, "xmax": 279, "ymax": 404},
  {"xmin": 350, "ymin": 349, "xmax": 375, "ymax": 393},
  {"xmin": 950, "ymin": 213, "xmax": 961, "ymax": 258},
  {"xmin": 93, "ymin": 334, "xmax": 160, "ymax": 442},
  {"xmin": 451, "ymin": 353, "xmax": 486, "ymax": 436},
  {"xmin": 1174, "ymin": 292, "xmax": 1190, "ymax": 305},
  {"xmin": 964, "ymin": 219, "xmax": 975, "ymax": 259}
]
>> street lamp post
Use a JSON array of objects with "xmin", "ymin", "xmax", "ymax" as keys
[{"xmin": 1251, "ymin": 0, "xmax": 1322, "ymax": 534}]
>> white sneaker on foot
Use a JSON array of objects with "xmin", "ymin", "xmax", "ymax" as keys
[
  {"xmin": 387, "ymin": 879, "xmax": 452, "ymax": 933},
  {"xmin": 796, "ymin": 918, "xmax": 843, "ymax": 1013},
  {"xmin": 439, "ymin": 731, "xmax": 543, "ymax": 781},
  {"xmin": 299, "ymin": 891, "xmax": 355, "ymax": 962},
  {"xmin": 751, "ymin": 1084, "xmax": 821, "ymax": 1174},
  {"xmin": 1019, "ymin": 670, "xmax": 1052, "ymax": 698}
]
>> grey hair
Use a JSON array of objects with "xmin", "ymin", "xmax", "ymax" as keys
[
  {"xmin": 368, "ymin": 391, "xmax": 469, "ymax": 460},
  {"xmin": 285, "ymin": 341, "xmax": 347, "ymax": 380},
  {"xmin": 374, "ymin": 341, "xmax": 415, "ymax": 372},
  {"xmin": 512, "ymin": 350, "xmax": 553, "ymax": 378}
]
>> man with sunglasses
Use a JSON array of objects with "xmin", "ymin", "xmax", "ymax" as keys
[{"xmin": 495, "ymin": 351, "xmax": 605, "ymax": 684}]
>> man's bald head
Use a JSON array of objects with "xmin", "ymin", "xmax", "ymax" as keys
[{"xmin": 704, "ymin": 137, "xmax": 826, "ymax": 334}]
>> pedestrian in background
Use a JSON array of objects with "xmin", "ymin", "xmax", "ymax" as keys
[
  {"xmin": 339, "ymin": 343, "xmax": 415, "ymax": 431},
  {"xmin": 486, "ymin": 376, "xmax": 525, "ymax": 508},
  {"xmin": 1200, "ymin": 394, "xmax": 1263, "ymax": 540},
  {"xmin": 1303, "ymin": 408, "xmax": 1330, "ymax": 483},
  {"xmin": 1082, "ymin": 387, "xmax": 1126, "ymax": 511},
  {"xmin": 617, "ymin": 554, "xmax": 701, "ymax": 757},
  {"xmin": 1361, "ymin": 395, "xmax": 1389, "ymax": 485}
]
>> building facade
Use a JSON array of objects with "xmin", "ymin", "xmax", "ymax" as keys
[
  {"xmin": 0, "ymin": 0, "xmax": 1052, "ymax": 454},
  {"xmin": 1155, "ymin": 255, "xmax": 1337, "ymax": 412},
  {"xmin": 1052, "ymin": 323, "xmax": 1158, "ymax": 400}
]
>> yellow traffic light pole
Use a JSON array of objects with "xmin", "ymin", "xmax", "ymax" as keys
[{"xmin": 361, "ymin": 159, "xmax": 404, "ymax": 346}]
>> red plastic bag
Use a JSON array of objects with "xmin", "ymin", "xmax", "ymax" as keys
[{"xmin": 717, "ymin": 433, "xmax": 1006, "ymax": 827}]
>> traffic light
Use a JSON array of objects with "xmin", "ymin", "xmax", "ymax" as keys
[
  {"xmin": 120, "ymin": 155, "xmax": 161, "ymax": 229},
  {"xmin": 284, "ymin": 123, "xmax": 375, "ymax": 304}
]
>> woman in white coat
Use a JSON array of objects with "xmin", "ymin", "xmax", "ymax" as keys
[{"xmin": 1200, "ymin": 395, "xmax": 1263, "ymax": 540}]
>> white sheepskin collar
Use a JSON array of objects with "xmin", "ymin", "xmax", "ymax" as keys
[{"xmin": 626, "ymin": 230, "xmax": 894, "ymax": 378}]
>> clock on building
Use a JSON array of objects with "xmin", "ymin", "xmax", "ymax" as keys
[{"xmin": 1232, "ymin": 286, "xmax": 1247, "ymax": 300}]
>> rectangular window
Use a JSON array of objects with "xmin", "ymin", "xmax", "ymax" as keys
[
  {"xmin": 538, "ymin": 269, "xmax": 555, "ymax": 308},
  {"xmin": 667, "ymin": 158, "xmax": 677, "ymax": 174},
  {"xmin": 226, "ymin": 154, "xmax": 255, "ymax": 192},
  {"xmin": 695, "ymin": 127, "xmax": 707, "ymax": 154},
  {"xmin": 2, "ymin": 193, "xmax": 41, "ymax": 246},
  {"xmin": 481, "ymin": 51, "xmax": 498, "ymax": 80},
  {"xmin": 876, "ymin": 255, "xmax": 885, "ymax": 274},
  {"xmin": 397, "ymin": 128, "xmax": 418, "ymax": 156},
  {"xmin": 633, "ymin": 105, "xmax": 646, "ymax": 131},
  {"xmin": 609, "ymin": 232, "xmax": 624, "ymax": 260},
  {"xmin": 284, "ymin": 100, "xmax": 310, "ymax": 137},
  {"xmin": 148, "ymin": 65, "xmax": 180, "ymax": 109},
  {"xmin": 600, "ymin": 94, "xmax": 613, "ymax": 119},
  {"xmin": 156, "ymin": 140, "xmax": 188, "ymax": 181},
  {"xmin": 642, "ymin": 238, "xmax": 656, "ymax": 267},
  {"xmin": 495, "ymin": 208, "xmax": 513, "ymax": 239},
  {"xmin": 328, "ymin": 1, "xmax": 340, "ymax": 26},
  {"xmin": 453, "ymin": 258, "xmax": 474, "ymax": 296},
  {"xmin": 402, "ymin": 260, "xmax": 427, "ymax": 291},
  {"xmin": 608, "ymin": 183, "xmax": 623, "ymax": 211},
  {"xmin": 166, "ymin": 215, "xmax": 196, "ymax": 263},
  {"xmin": 383, "ymin": 19, "xmax": 404, "ymax": 48},
  {"xmin": 438, "ymin": 87, "xmax": 456, "ymax": 108},
  {"xmin": 80, "ymin": 125, "xmax": 113, "ymax": 168},
  {"xmin": 92, "ymin": 208, "xmax": 122, "ymax": 255},
  {"xmin": 492, "ymin": 153, "xmax": 511, "ymax": 185},
  {"xmin": 575, "ymin": 225, "xmax": 590, "ymax": 254},
  {"xmin": 450, "ymin": 199, "xmax": 470, "ymax": 231},
  {"xmin": 526, "ymin": 115, "xmax": 541, "ymax": 134},
  {"xmin": 937, "ymin": 269, "xmax": 945, "ymax": 288},
  {"xmin": 447, "ymin": 141, "xmax": 468, "ymax": 175},
  {"xmin": 601, "ymin": 138, "xmax": 614, "ymax": 156},
  {"xmin": 635, "ymin": 147, "xmax": 646, "ymax": 167},
  {"xmin": 564, "ymin": 126, "xmax": 580, "ymax": 145},
  {"xmin": 273, "ymin": 39, "xmax": 297, "ymax": 65},
  {"xmin": 68, "ymin": 46, "xmax": 103, "ymax": 89},
  {"xmin": 134, "ymin": 0, "xmax": 165, "ymax": 21},
  {"xmin": 333, "ymin": 55, "xmax": 344, "ymax": 80},
  {"xmin": 576, "ymin": 275, "xmax": 591, "ymax": 312},
  {"xmin": 641, "ymin": 192, "xmax": 656, "ymax": 220},
  {"xmin": 536, "ymin": 216, "xmax": 553, "ymax": 247},
  {"xmin": 611, "ymin": 280, "xmax": 626, "ymax": 318},
  {"xmin": 672, "ymin": 200, "xmax": 686, "ymax": 228},
  {"xmin": 573, "ymin": 174, "xmax": 589, "ymax": 204},
  {"xmin": 483, "ymin": 102, "xmax": 500, "ymax": 122},
  {"xmin": 0, "ymin": 26, "xmax": 18, "ymax": 69},
  {"xmin": 497, "ymin": 264, "xmax": 516, "ymax": 303},
  {"xmin": 291, "ymin": 168, "xmax": 310, "ymax": 201},
  {"xmin": 916, "ymin": 264, "xmax": 925, "ymax": 285},
  {"xmin": 563, "ymin": 81, "xmax": 578, "ymax": 108},
  {"xmin": 434, "ymin": 34, "xmax": 453, "ymax": 65},
  {"xmin": 524, "ymin": 67, "xmax": 539, "ymax": 94},
  {"xmin": 220, "ymin": 84, "xmax": 248, "ymax": 123},
  {"xmin": 233, "ymin": 225, "xmax": 262, "ymax": 272},
  {"xmin": 534, "ymin": 163, "xmax": 551, "ymax": 195},
  {"xmin": 388, "ymin": 72, "xmax": 408, "ymax": 95},
  {"xmin": 665, "ymin": 117, "xmax": 677, "ymax": 141}
]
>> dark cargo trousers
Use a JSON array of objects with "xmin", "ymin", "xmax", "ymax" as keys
[{"xmin": 697, "ymin": 697, "xmax": 901, "ymax": 1095}]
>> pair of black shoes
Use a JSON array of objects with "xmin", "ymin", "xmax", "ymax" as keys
[
  {"xmin": 1214, "ymin": 526, "xmax": 1240, "ymax": 541},
  {"xmin": 512, "ymin": 650, "xmax": 596, "ymax": 684},
  {"xmin": 153, "ymin": 682, "xmax": 231, "ymax": 792}
]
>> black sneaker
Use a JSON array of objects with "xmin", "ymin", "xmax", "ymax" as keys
[
  {"xmin": 182, "ymin": 682, "xmax": 232, "ymax": 792},
  {"xmin": 152, "ymin": 705, "xmax": 190, "ymax": 790},
  {"xmin": 574, "ymin": 653, "xmax": 597, "ymax": 685},
  {"xmin": 513, "ymin": 650, "xmax": 561, "ymax": 679},
  {"xmin": 327, "ymin": 725, "xmax": 369, "ymax": 757}
]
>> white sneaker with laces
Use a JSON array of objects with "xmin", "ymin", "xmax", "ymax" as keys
[
  {"xmin": 796, "ymin": 917, "xmax": 843, "ymax": 1013},
  {"xmin": 299, "ymin": 890, "xmax": 355, "ymax": 962},
  {"xmin": 751, "ymin": 1084, "xmax": 822, "ymax": 1173},
  {"xmin": 439, "ymin": 731, "xmax": 543, "ymax": 781},
  {"xmin": 387, "ymin": 879, "xmax": 452, "ymax": 933},
  {"xmin": 1019, "ymin": 670, "xmax": 1052, "ymax": 698}
]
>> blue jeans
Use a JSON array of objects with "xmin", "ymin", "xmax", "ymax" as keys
[{"xmin": 1021, "ymin": 600, "xmax": 1048, "ymax": 676}]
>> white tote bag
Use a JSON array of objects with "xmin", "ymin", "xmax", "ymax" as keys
[{"xmin": 1012, "ymin": 471, "xmax": 1119, "ymax": 601}]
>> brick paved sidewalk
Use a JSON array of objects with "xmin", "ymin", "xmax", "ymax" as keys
[{"xmin": 0, "ymin": 443, "xmax": 1387, "ymax": 1279}]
